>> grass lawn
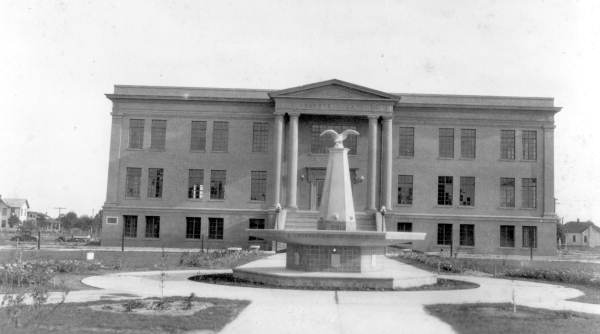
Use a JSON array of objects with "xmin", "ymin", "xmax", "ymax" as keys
[
  {"xmin": 425, "ymin": 303, "xmax": 600, "ymax": 334},
  {"xmin": 392, "ymin": 254, "xmax": 600, "ymax": 304},
  {"xmin": 0, "ymin": 296, "xmax": 249, "ymax": 334}
]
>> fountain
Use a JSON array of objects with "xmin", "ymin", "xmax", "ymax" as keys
[{"xmin": 234, "ymin": 129, "xmax": 437, "ymax": 289}]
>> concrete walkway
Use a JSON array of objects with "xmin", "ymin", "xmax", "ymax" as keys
[
  {"xmin": 76, "ymin": 254, "xmax": 600, "ymax": 334},
  {"xmin": 3, "ymin": 253, "xmax": 596, "ymax": 334}
]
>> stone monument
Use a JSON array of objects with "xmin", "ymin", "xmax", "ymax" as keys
[{"xmin": 234, "ymin": 129, "xmax": 437, "ymax": 289}]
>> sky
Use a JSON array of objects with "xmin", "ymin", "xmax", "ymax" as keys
[{"xmin": 0, "ymin": 0, "xmax": 598, "ymax": 223}]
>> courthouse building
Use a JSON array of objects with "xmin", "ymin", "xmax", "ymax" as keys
[{"xmin": 101, "ymin": 79, "xmax": 560, "ymax": 255}]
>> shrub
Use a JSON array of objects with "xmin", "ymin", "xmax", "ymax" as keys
[{"xmin": 179, "ymin": 250, "xmax": 264, "ymax": 268}]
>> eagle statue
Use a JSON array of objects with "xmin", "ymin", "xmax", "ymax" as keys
[{"xmin": 320, "ymin": 129, "xmax": 360, "ymax": 148}]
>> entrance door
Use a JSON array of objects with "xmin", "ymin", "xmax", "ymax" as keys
[{"xmin": 310, "ymin": 178, "xmax": 325, "ymax": 211}]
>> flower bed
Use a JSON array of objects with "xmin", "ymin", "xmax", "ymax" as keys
[{"xmin": 0, "ymin": 259, "xmax": 104, "ymax": 288}]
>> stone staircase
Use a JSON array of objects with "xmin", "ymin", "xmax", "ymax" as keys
[{"xmin": 283, "ymin": 210, "xmax": 377, "ymax": 231}]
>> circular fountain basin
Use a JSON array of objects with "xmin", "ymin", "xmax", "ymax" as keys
[{"xmin": 247, "ymin": 229, "xmax": 426, "ymax": 247}]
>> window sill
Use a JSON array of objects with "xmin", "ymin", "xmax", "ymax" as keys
[
  {"xmin": 126, "ymin": 148, "xmax": 144, "ymax": 151},
  {"xmin": 187, "ymin": 198, "xmax": 204, "ymax": 201},
  {"xmin": 142, "ymin": 238, "xmax": 160, "ymax": 241},
  {"xmin": 211, "ymin": 151, "xmax": 229, "ymax": 153},
  {"xmin": 457, "ymin": 205, "xmax": 475, "ymax": 209},
  {"xmin": 498, "ymin": 159, "xmax": 516, "ymax": 162},
  {"xmin": 458, "ymin": 245, "xmax": 475, "ymax": 248},
  {"xmin": 519, "ymin": 207, "xmax": 537, "ymax": 211},
  {"xmin": 498, "ymin": 206, "xmax": 516, "ymax": 210},
  {"xmin": 207, "ymin": 239, "xmax": 224, "ymax": 241},
  {"xmin": 458, "ymin": 157, "xmax": 475, "ymax": 161},
  {"xmin": 124, "ymin": 197, "xmax": 141, "ymax": 200},
  {"xmin": 396, "ymin": 155, "xmax": 414, "ymax": 159},
  {"xmin": 499, "ymin": 246, "xmax": 516, "ymax": 249},
  {"xmin": 519, "ymin": 159, "xmax": 537, "ymax": 163},
  {"xmin": 395, "ymin": 204, "xmax": 412, "ymax": 208},
  {"xmin": 209, "ymin": 199, "xmax": 226, "ymax": 202},
  {"xmin": 147, "ymin": 197, "xmax": 163, "ymax": 201},
  {"xmin": 437, "ymin": 157, "xmax": 454, "ymax": 160},
  {"xmin": 520, "ymin": 247, "xmax": 537, "ymax": 250},
  {"xmin": 434, "ymin": 205, "xmax": 453, "ymax": 208},
  {"xmin": 190, "ymin": 150, "xmax": 206, "ymax": 153},
  {"xmin": 184, "ymin": 238, "xmax": 202, "ymax": 241}
]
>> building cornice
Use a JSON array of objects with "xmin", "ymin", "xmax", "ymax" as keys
[
  {"xmin": 105, "ymin": 94, "xmax": 273, "ymax": 104},
  {"xmin": 395, "ymin": 103, "xmax": 561, "ymax": 113}
]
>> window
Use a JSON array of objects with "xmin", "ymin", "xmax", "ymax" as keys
[
  {"xmin": 210, "ymin": 170, "xmax": 226, "ymax": 200},
  {"xmin": 252, "ymin": 122, "xmax": 269, "ymax": 152},
  {"xmin": 460, "ymin": 129, "xmax": 476, "ymax": 159},
  {"xmin": 147, "ymin": 168, "xmax": 164, "ymax": 198},
  {"xmin": 500, "ymin": 225, "xmax": 515, "ymax": 247},
  {"xmin": 522, "ymin": 226, "xmax": 537, "ymax": 248},
  {"xmin": 398, "ymin": 127, "xmax": 414, "ymax": 157},
  {"xmin": 208, "ymin": 217, "xmax": 224, "ymax": 239},
  {"xmin": 106, "ymin": 217, "xmax": 118, "ymax": 225},
  {"xmin": 186, "ymin": 217, "xmax": 202, "ymax": 239},
  {"xmin": 190, "ymin": 121, "xmax": 207, "ymax": 151},
  {"xmin": 521, "ymin": 178, "xmax": 537, "ymax": 208},
  {"xmin": 128, "ymin": 119, "xmax": 144, "ymax": 149},
  {"xmin": 250, "ymin": 171, "xmax": 267, "ymax": 201},
  {"xmin": 145, "ymin": 216, "xmax": 160, "ymax": 238},
  {"xmin": 437, "ymin": 224, "xmax": 453, "ymax": 245},
  {"xmin": 459, "ymin": 177, "xmax": 475, "ymax": 206},
  {"xmin": 437, "ymin": 176, "xmax": 453, "ymax": 206},
  {"xmin": 188, "ymin": 169, "xmax": 204, "ymax": 199},
  {"xmin": 439, "ymin": 128, "xmax": 454, "ymax": 158},
  {"xmin": 500, "ymin": 178, "xmax": 515, "ymax": 208},
  {"xmin": 249, "ymin": 218, "xmax": 265, "ymax": 241},
  {"xmin": 311, "ymin": 123, "xmax": 357, "ymax": 154},
  {"xmin": 123, "ymin": 215, "xmax": 137, "ymax": 238},
  {"xmin": 397, "ymin": 222, "xmax": 413, "ymax": 232},
  {"xmin": 584, "ymin": 236, "xmax": 588, "ymax": 243},
  {"xmin": 212, "ymin": 121, "xmax": 229, "ymax": 152},
  {"xmin": 500, "ymin": 130, "xmax": 515, "ymax": 160},
  {"xmin": 460, "ymin": 224, "xmax": 475, "ymax": 246},
  {"xmin": 397, "ymin": 175, "xmax": 413, "ymax": 205},
  {"xmin": 522, "ymin": 130, "xmax": 537, "ymax": 160},
  {"xmin": 1, "ymin": 208, "xmax": 6, "ymax": 216},
  {"xmin": 125, "ymin": 167, "xmax": 142, "ymax": 198},
  {"xmin": 573, "ymin": 235, "xmax": 576, "ymax": 242},
  {"xmin": 1, "ymin": 220, "xmax": 5, "ymax": 227},
  {"xmin": 150, "ymin": 120, "xmax": 166, "ymax": 149}
]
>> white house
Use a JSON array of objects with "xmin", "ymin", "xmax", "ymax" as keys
[
  {"xmin": 0, "ymin": 197, "xmax": 30, "ymax": 230},
  {"xmin": 564, "ymin": 219, "xmax": 600, "ymax": 248}
]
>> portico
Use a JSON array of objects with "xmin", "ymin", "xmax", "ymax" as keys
[{"xmin": 268, "ymin": 80, "xmax": 399, "ymax": 214}]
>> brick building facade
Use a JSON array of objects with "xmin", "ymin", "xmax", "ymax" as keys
[{"xmin": 101, "ymin": 79, "xmax": 560, "ymax": 255}]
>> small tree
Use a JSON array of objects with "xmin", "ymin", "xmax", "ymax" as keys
[
  {"xmin": 7, "ymin": 215, "xmax": 20, "ymax": 228},
  {"xmin": 59, "ymin": 212, "xmax": 78, "ymax": 231}
]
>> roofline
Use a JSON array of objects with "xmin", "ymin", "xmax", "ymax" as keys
[
  {"xmin": 395, "ymin": 103, "xmax": 561, "ymax": 113},
  {"xmin": 105, "ymin": 94, "xmax": 272, "ymax": 104},
  {"xmin": 268, "ymin": 79, "xmax": 400, "ymax": 101}
]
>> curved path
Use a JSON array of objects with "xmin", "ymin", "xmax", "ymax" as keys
[{"xmin": 74, "ymin": 261, "xmax": 600, "ymax": 334}]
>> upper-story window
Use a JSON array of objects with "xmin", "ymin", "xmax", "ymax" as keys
[
  {"xmin": 150, "ymin": 120, "xmax": 166, "ymax": 150},
  {"xmin": 147, "ymin": 168, "xmax": 163, "ymax": 198},
  {"xmin": 311, "ymin": 124, "xmax": 357, "ymax": 154},
  {"xmin": 188, "ymin": 169, "xmax": 204, "ymax": 199},
  {"xmin": 212, "ymin": 121, "xmax": 229, "ymax": 152},
  {"xmin": 210, "ymin": 170, "xmax": 226, "ymax": 200},
  {"xmin": 250, "ymin": 171, "xmax": 267, "ymax": 201},
  {"xmin": 438, "ymin": 128, "xmax": 454, "ymax": 158},
  {"xmin": 125, "ymin": 167, "xmax": 142, "ymax": 198},
  {"xmin": 190, "ymin": 121, "xmax": 207, "ymax": 151},
  {"xmin": 459, "ymin": 176, "xmax": 475, "ymax": 206},
  {"xmin": 500, "ymin": 130, "xmax": 515, "ymax": 160},
  {"xmin": 397, "ymin": 175, "xmax": 413, "ymax": 205},
  {"xmin": 398, "ymin": 127, "xmax": 414, "ymax": 157},
  {"xmin": 252, "ymin": 122, "xmax": 269, "ymax": 152},
  {"xmin": 460, "ymin": 129, "xmax": 476, "ymax": 159},
  {"xmin": 437, "ymin": 176, "xmax": 453, "ymax": 206},
  {"xmin": 500, "ymin": 177, "xmax": 515, "ymax": 208},
  {"xmin": 128, "ymin": 119, "xmax": 144, "ymax": 149},
  {"xmin": 521, "ymin": 178, "xmax": 537, "ymax": 208},
  {"xmin": 522, "ymin": 130, "xmax": 537, "ymax": 160}
]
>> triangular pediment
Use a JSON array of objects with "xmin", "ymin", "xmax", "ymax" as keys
[{"xmin": 269, "ymin": 79, "xmax": 399, "ymax": 101}]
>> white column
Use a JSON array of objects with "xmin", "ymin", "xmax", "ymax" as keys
[
  {"xmin": 287, "ymin": 113, "xmax": 299, "ymax": 209},
  {"xmin": 382, "ymin": 116, "xmax": 393, "ymax": 209},
  {"xmin": 366, "ymin": 115, "xmax": 378, "ymax": 211},
  {"xmin": 272, "ymin": 114, "xmax": 284, "ymax": 207}
]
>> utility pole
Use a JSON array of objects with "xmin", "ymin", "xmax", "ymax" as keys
[{"xmin": 54, "ymin": 207, "xmax": 66, "ymax": 233}]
